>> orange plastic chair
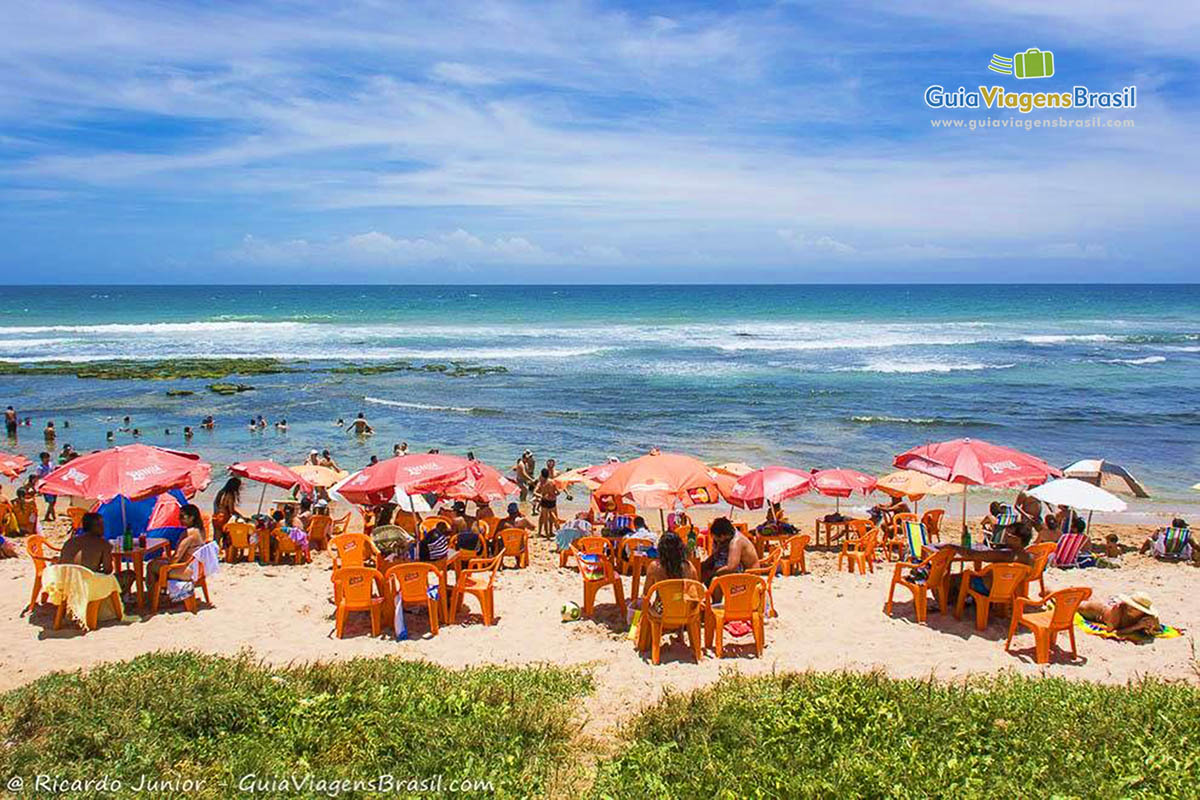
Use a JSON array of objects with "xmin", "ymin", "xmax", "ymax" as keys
[
  {"xmin": 883, "ymin": 546, "xmax": 954, "ymax": 623},
  {"xmin": 616, "ymin": 501, "xmax": 637, "ymax": 517},
  {"xmin": 1024, "ymin": 542, "xmax": 1056, "ymax": 597},
  {"xmin": 637, "ymin": 579, "xmax": 705, "ymax": 664},
  {"xmin": 332, "ymin": 512, "xmax": 353, "ymax": 536},
  {"xmin": 881, "ymin": 513, "xmax": 918, "ymax": 561},
  {"xmin": 572, "ymin": 546, "xmax": 625, "ymax": 617},
  {"xmin": 574, "ymin": 535, "xmax": 615, "ymax": 563},
  {"xmin": 272, "ymin": 527, "xmax": 310, "ymax": 565},
  {"xmin": 449, "ymin": 553, "xmax": 503, "ymax": 625},
  {"xmin": 617, "ymin": 536, "xmax": 649, "ymax": 574},
  {"xmin": 149, "ymin": 545, "xmax": 214, "ymax": 615},
  {"xmin": 955, "ymin": 562, "xmax": 1032, "ymax": 631},
  {"xmin": 222, "ymin": 521, "xmax": 256, "ymax": 563},
  {"xmin": 704, "ymin": 573, "xmax": 766, "ymax": 658},
  {"xmin": 24, "ymin": 535, "xmax": 62, "ymax": 613},
  {"xmin": 498, "ymin": 528, "xmax": 529, "ymax": 569},
  {"xmin": 1005, "ymin": 586, "xmax": 1092, "ymax": 664},
  {"xmin": 306, "ymin": 514, "xmax": 334, "ymax": 551},
  {"xmin": 66, "ymin": 506, "xmax": 87, "ymax": 531},
  {"xmin": 330, "ymin": 533, "xmax": 380, "ymax": 570},
  {"xmin": 385, "ymin": 562, "xmax": 444, "ymax": 636},
  {"xmin": 837, "ymin": 526, "xmax": 878, "ymax": 574},
  {"xmin": 419, "ymin": 515, "xmax": 452, "ymax": 534},
  {"xmin": 746, "ymin": 548, "xmax": 783, "ymax": 618},
  {"xmin": 474, "ymin": 517, "xmax": 499, "ymax": 555},
  {"xmin": 921, "ymin": 509, "xmax": 945, "ymax": 543},
  {"xmin": 778, "ymin": 534, "xmax": 810, "ymax": 576},
  {"xmin": 330, "ymin": 567, "xmax": 385, "ymax": 638},
  {"xmin": 53, "ymin": 583, "xmax": 123, "ymax": 633}
]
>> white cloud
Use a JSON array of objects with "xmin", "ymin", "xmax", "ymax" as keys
[{"xmin": 777, "ymin": 230, "xmax": 856, "ymax": 256}]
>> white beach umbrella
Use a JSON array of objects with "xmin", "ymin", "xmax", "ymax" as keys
[
  {"xmin": 1061, "ymin": 459, "xmax": 1149, "ymax": 498},
  {"xmin": 1028, "ymin": 478, "xmax": 1127, "ymax": 513}
]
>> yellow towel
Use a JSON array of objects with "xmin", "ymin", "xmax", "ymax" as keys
[{"xmin": 41, "ymin": 564, "xmax": 123, "ymax": 630}]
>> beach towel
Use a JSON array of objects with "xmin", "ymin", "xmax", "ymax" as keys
[
  {"xmin": 1151, "ymin": 527, "xmax": 1192, "ymax": 561},
  {"xmin": 167, "ymin": 542, "xmax": 220, "ymax": 602},
  {"xmin": 901, "ymin": 520, "xmax": 928, "ymax": 562},
  {"xmin": 1074, "ymin": 613, "xmax": 1181, "ymax": 643},
  {"xmin": 577, "ymin": 553, "xmax": 606, "ymax": 581},
  {"xmin": 554, "ymin": 519, "xmax": 590, "ymax": 552},
  {"xmin": 1052, "ymin": 532, "xmax": 1089, "ymax": 568},
  {"xmin": 40, "ymin": 564, "xmax": 123, "ymax": 630}
]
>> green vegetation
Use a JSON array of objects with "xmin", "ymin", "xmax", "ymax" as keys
[
  {"xmin": 207, "ymin": 382, "xmax": 254, "ymax": 395},
  {"xmin": 0, "ymin": 358, "xmax": 292, "ymax": 380},
  {"xmin": 332, "ymin": 361, "xmax": 509, "ymax": 377},
  {"xmin": 593, "ymin": 672, "xmax": 1200, "ymax": 799},
  {"xmin": 165, "ymin": 389, "xmax": 195, "ymax": 397},
  {"xmin": 0, "ymin": 653, "xmax": 589, "ymax": 799}
]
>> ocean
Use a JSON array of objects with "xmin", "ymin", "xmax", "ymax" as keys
[{"xmin": 1, "ymin": 285, "xmax": 1197, "ymax": 514}]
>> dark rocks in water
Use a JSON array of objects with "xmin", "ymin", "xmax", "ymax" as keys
[
  {"xmin": 333, "ymin": 361, "xmax": 508, "ymax": 377},
  {"xmin": 165, "ymin": 389, "xmax": 196, "ymax": 397},
  {"xmin": 0, "ymin": 358, "xmax": 292, "ymax": 380}
]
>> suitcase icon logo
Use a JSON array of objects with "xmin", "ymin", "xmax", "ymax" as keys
[{"xmin": 988, "ymin": 48, "xmax": 1055, "ymax": 79}]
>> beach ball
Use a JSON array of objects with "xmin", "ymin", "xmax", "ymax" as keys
[{"xmin": 560, "ymin": 601, "xmax": 581, "ymax": 622}]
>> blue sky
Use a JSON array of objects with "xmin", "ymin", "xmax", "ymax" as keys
[{"xmin": 1, "ymin": 1, "xmax": 1196, "ymax": 283}]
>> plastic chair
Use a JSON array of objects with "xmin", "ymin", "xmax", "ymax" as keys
[
  {"xmin": 474, "ymin": 517, "xmax": 499, "ymax": 554},
  {"xmin": 1006, "ymin": 586, "xmax": 1092, "ymax": 664},
  {"xmin": 332, "ymin": 512, "xmax": 353, "ymax": 536},
  {"xmin": 149, "ymin": 542, "xmax": 216, "ymax": 615},
  {"xmin": 1024, "ymin": 542, "xmax": 1056, "ymax": 597},
  {"xmin": 884, "ymin": 546, "xmax": 954, "ymax": 623},
  {"xmin": 617, "ymin": 536, "xmax": 649, "ymax": 574},
  {"xmin": 330, "ymin": 567, "xmax": 385, "ymax": 638},
  {"xmin": 704, "ymin": 574, "xmax": 766, "ymax": 658},
  {"xmin": 498, "ymin": 528, "xmax": 529, "ymax": 569},
  {"xmin": 450, "ymin": 553, "xmax": 503, "ymax": 626},
  {"xmin": 882, "ymin": 513, "xmax": 918, "ymax": 561},
  {"xmin": 637, "ymin": 579, "xmax": 705, "ymax": 664},
  {"xmin": 572, "ymin": 546, "xmax": 625, "ymax": 617},
  {"xmin": 777, "ymin": 534, "xmax": 810, "ymax": 576},
  {"xmin": 1051, "ymin": 532, "xmax": 1088, "ymax": 568},
  {"xmin": 955, "ymin": 562, "xmax": 1031, "ymax": 631},
  {"xmin": 66, "ymin": 506, "xmax": 87, "ymax": 531},
  {"xmin": 746, "ymin": 548, "xmax": 783, "ymax": 618},
  {"xmin": 222, "ymin": 521, "xmax": 256, "ymax": 563},
  {"xmin": 921, "ymin": 509, "xmax": 945, "ymax": 542},
  {"xmin": 385, "ymin": 562, "xmax": 444, "ymax": 636},
  {"xmin": 330, "ymin": 533, "xmax": 380, "ymax": 570},
  {"xmin": 272, "ymin": 527, "xmax": 310, "ymax": 565},
  {"xmin": 837, "ymin": 526, "xmax": 878, "ymax": 574},
  {"xmin": 574, "ymin": 535, "xmax": 615, "ymax": 563},
  {"xmin": 418, "ymin": 516, "xmax": 452, "ymax": 534},
  {"xmin": 49, "ymin": 565, "xmax": 123, "ymax": 633},
  {"xmin": 24, "ymin": 535, "xmax": 62, "ymax": 613},
  {"xmin": 306, "ymin": 514, "xmax": 334, "ymax": 551}
]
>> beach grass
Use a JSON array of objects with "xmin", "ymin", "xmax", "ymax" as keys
[
  {"xmin": 0, "ymin": 652, "xmax": 589, "ymax": 798},
  {"xmin": 592, "ymin": 671, "xmax": 1200, "ymax": 799}
]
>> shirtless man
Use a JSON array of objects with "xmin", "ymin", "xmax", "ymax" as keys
[
  {"xmin": 347, "ymin": 412, "xmax": 373, "ymax": 436},
  {"xmin": 59, "ymin": 513, "xmax": 114, "ymax": 573},
  {"xmin": 702, "ymin": 517, "xmax": 758, "ymax": 585},
  {"xmin": 514, "ymin": 450, "xmax": 534, "ymax": 502}
]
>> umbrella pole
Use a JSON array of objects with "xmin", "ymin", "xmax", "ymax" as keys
[
  {"xmin": 257, "ymin": 483, "xmax": 267, "ymax": 515},
  {"xmin": 659, "ymin": 508, "xmax": 666, "ymax": 533},
  {"xmin": 1087, "ymin": 509, "xmax": 1094, "ymax": 531},
  {"xmin": 961, "ymin": 489, "xmax": 968, "ymax": 538}
]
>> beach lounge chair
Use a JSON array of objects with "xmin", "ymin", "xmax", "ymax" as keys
[
  {"xmin": 1151, "ymin": 526, "xmax": 1192, "ymax": 561},
  {"xmin": 884, "ymin": 546, "xmax": 954, "ymax": 623},
  {"xmin": 306, "ymin": 514, "xmax": 334, "ymax": 551},
  {"xmin": 331, "ymin": 567, "xmax": 385, "ymax": 638},
  {"xmin": 150, "ymin": 541, "xmax": 218, "ymax": 615},
  {"xmin": 222, "ymin": 521, "xmax": 256, "ymax": 563},
  {"xmin": 450, "ymin": 553, "xmax": 503, "ymax": 626},
  {"xmin": 1006, "ymin": 586, "xmax": 1092, "ymax": 664},
  {"xmin": 43, "ymin": 564, "xmax": 123, "ymax": 632},
  {"xmin": 23, "ymin": 534, "xmax": 62, "ymax": 614},
  {"xmin": 837, "ymin": 525, "xmax": 878, "ymax": 574},
  {"xmin": 1024, "ymin": 542, "xmax": 1056, "ymax": 597},
  {"xmin": 704, "ymin": 573, "xmax": 766, "ymax": 658},
  {"xmin": 778, "ymin": 534, "xmax": 810, "ymax": 576},
  {"xmin": 955, "ymin": 562, "xmax": 1031, "ymax": 631},
  {"xmin": 921, "ymin": 509, "xmax": 945, "ymax": 542},
  {"xmin": 746, "ymin": 547, "xmax": 783, "ymax": 618},
  {"xmin": 899, "ymin": 520, "xmax": 928, "ymax": 562},
  {"xmin": 1051, "ymin": 532, "xmax": 1089, "ymax": 568},
  {"xmin": 882, "ymin": 513, "xmax": 918, "ymax": 561},
  {"xmin": 385, "ymin": 562, "xmax": 444, "ymax": 637},
  {"xmin": 637, "ymin": 578, "xmax": 705, "ymax": 664},
  {"xmin": 498, "ymin": 527, "xmax": 529, "ymax": 569},
  {"xmin": 572, "ymin": 546, "xmax": 625, "ymax": 618}
]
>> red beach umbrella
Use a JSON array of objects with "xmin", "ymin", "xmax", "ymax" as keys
[
  {"xmin": 146, "ymin": 492, "xmax": 183, "ymax": 530},
  {"xmin": 437, "ymin": 458, "xmax": 519, "ymax": 504},
  {"xmin": 810, "ymin": 468, "xmax": 878, "ymax": 513},
  {"xmin": 35, "ymin": 444, "xmax": 211, "ymax": 503},
  {"xmin": 594, "ymin": 452, "xmax": 722, "ymax": 527},
  {"xmin": 893, "ymin": 437, "xmax": 1061, "ymax": 535},
  {"xmin": 728, "ymin": 466, "xmax": 813, "ymax": 510},
  {"xmin": 333, "ymin": 454, "xmax": 476, "ymax": 507},
  {"xmin": 0, "ymin": 451, "xmax": 32, "ymax": 480},
  {"xmin": 230, "ymin": 459, "xmax": 315, "ymax": 513}
]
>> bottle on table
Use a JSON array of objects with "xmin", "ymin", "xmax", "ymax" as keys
[
  {"xmin": 961, "ymin": 525, "xmax": 972, "ymax": 549},
  {"xmin": 138, "ymin": 532, "xmax": 147, "ymax": 549},
  {"xmin": 123, "ymin": 525, "xmax": 134, "ymax": 551}
]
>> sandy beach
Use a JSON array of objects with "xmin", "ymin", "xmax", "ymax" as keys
[{"xmin": 2, "ymin": 500, "xmax": 1194, "ymax": 737}]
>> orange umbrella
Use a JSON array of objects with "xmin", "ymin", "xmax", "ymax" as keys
[
  {"xmin": 594, "ymin": 452, "xmax": 721, "ymax": 522},
  {"xmin": 0, "ymin": 451, "xmax": 32, "ymax": 480}
]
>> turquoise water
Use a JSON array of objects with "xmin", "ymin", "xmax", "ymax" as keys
[{"xmin": 1, "ymin": 285, "xmax": 1197, "ymax": 509}]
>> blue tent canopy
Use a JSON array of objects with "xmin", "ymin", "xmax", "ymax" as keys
[{"xmin": 95, "ymin": 488, "xmax": 188, "ymax": 547}]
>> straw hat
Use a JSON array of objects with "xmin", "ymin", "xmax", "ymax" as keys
[{"xmin": 1117, "ymin": 592, "xmax": 1158, "ymax": 617}]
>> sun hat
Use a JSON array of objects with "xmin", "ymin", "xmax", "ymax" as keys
[{"xmin": 1118, "ymin": 592, "xmax": 1158, "ymax": 617}]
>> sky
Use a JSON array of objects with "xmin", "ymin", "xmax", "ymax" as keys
[{"xmin": 1, "ymin": 0, "xmax": 1197, "ymax": 284}]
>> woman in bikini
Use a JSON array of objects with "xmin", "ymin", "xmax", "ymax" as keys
[{"xmin": 1078, "ymin": 592, "xmax": 1160, "ymax": 636}]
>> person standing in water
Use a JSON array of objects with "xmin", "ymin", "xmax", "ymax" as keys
[{"xmin": 347, "ymin": 412, "xmax": 373, "ymax": 436}]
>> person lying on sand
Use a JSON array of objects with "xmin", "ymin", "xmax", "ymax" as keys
[{"xmin": 1078, "ymin": 592, "xmax": 1160, "ymax": 636}]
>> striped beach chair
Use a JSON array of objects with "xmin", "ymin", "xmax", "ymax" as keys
[
  {"xmin": 988, "ymin": 506, "xmax": 1020, "ymax": 546},
  {"xmin": 901, "ymin": 520, "xmax": 928, "ymax": 562},
  {"xmin": 1051, "ymin": 532, "xmax": 1089, "ymax": 568},
  {"xmin": 1152, "ymin": 527, "xmax": 1192, "ymax": 561}
]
